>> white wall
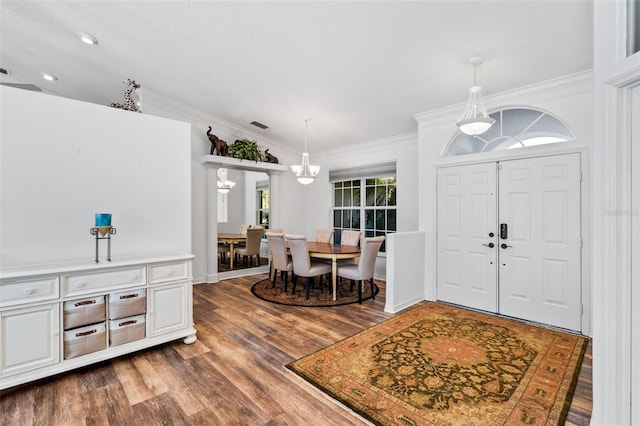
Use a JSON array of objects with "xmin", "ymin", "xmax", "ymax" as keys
[
  {"xmin": 0, "ymin": 86, "xmax": 191, "ymax": 267},
  {"xmin": 414, "ymin": 71, "xmax": 593, "ymax": 304}
]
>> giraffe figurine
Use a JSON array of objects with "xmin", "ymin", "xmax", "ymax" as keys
[{"xmin": 109, "ymin": 79, "xmax": 141, "ymax": 112}]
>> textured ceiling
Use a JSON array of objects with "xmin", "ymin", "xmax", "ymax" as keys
[{"xmin": 0, "ymin": 1, "xmax": 593, "ymax": 153}]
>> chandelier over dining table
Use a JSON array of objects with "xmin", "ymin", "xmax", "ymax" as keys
[{"xmin": 290, "ymin": 117, "xmax": 320, "ymax": 185}]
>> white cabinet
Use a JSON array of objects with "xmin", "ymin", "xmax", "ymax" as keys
[
  {"xmin": 148, "ymin": 282, "xmax": 189, "ymax": 337},
  {"xmin": 1, "ymin": 303, "xmax": 60, "ymax": 376},
  {"xmin": 0, "ymin": 252, "xmax": 196, "ymax": 390}
]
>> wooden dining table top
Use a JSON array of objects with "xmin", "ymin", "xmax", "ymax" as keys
[
  {"xmin": 218, "ymin": 233, "xmax": 246, "ymax": 241},
  {"xmin": 306, "ymin": 241, "xmax": 360, "ymax": 255}
]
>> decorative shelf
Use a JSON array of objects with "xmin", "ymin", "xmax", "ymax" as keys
[{"xmin": 201, "ymin": 155, "xmax": 288, "ymax": 173}]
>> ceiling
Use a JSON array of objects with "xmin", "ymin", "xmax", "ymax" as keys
[{"xmin": 0, "ymin": 1, "xmax": 593, "ymax": 153}]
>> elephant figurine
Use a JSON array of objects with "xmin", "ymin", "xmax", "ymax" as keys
[
  {"xmin": 264, "ymin": 148, "xmax": 279, "ymax": 164},
  {"xmin": 206, "ymin": 127, "xmax": 228, "ymax": 156}
]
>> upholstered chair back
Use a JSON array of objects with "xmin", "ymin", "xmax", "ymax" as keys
[
  {"xmin": 357, "ymin": 236, "xmax": 385, "ymax": 280},
  {"xmin": 266, "ymin": 233, "xmax": 290, "ymax": 272},
  {"xmin": 243, "ymin": 228, "xmax": 264, "ymax": 254},
  {"xmin": 286, "ymin": 234, "xmax": 312, "ymax": 275},
  {"xmin": 316, "ymin": 228, "xmax": 334, "ymax": 244},
  {"xmin": 341, "ymin": 230, "xmax": 362, "ymax": 247}
]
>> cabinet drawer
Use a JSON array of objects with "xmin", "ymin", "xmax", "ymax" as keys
[
  {"xmin": 64, "ymin": 296, "xmax": 106, "ymax": 330},
  {"xmin": 109, "ymin": 314, "xmax": 145, "ymax": 346},
  {"xmin": 0, "ymin": 277, "xmax": 59, "ymax": 307},
  {"xmin": 148, "ymin": 261, "xmax": 188, "ymax": 285},
  {"xmin": 64, "ymin": 322, "xmax": 107, "ymax": 359},
  {"xmin": 63, "ymin": 267, "xmax": 146, "ymax": 297},
  {"xmin": 108, "ymin": 289, "xmax": 146, "ymax": 319}
]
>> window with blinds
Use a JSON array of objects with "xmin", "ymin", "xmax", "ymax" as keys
[{"xmin": 330, "ymin": 162, "xmax": 396, "ymax": 252}]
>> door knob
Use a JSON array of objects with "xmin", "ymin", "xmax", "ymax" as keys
[
  {"xmin": 500, "ymin": 243, "xmax": 512, "ymax": 249},
  {"xmin": 482, "ymin": 243, "xmax": 495, "ymax": 248}
]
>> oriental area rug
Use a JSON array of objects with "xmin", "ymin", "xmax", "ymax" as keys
[
  {"xmin": 287, "ymin": 301, "xmax": 588, "ymax": 425},
  {"xmin": 251, "ymin": 278, "xmax": 379, "ymax": 307}
]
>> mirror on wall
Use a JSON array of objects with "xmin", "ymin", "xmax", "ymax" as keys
[{"xmin": 217, "ymin": 169, "xmax": 269, "ymax": 273}]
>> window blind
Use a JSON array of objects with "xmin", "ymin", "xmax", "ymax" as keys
[{"xmin": 329, "ymin": 161, "xmax": 396, "ymax": 182}]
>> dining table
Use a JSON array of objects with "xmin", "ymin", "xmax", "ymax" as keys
[
  {"xmin": 218, "ymin": 233, "xmax": 246, "ymax": 270},
  {"xmin": 306, "ymin": 241, "xmax": 361, "ymax": 301}
]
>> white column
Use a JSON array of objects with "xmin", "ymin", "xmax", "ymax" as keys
[
  {"xmin": 269, "ymin": 172, "xmax": 281, "ymax": 229},
  {"xmin": 206, "ymin": 166, "xmax": 219, "ymax": 283}
]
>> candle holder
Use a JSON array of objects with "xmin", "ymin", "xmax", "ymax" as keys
[{"xmin": 90, "ymin": 226, "xmax": 117, "ymax": 263}]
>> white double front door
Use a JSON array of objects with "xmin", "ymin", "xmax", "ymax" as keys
[{"xmin": 436, "ymin": 153, "xmax": 582, "ymax": 331}]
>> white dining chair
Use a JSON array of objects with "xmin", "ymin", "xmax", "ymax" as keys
[
  {"xmin": 286, "ymin": 234, "xmax": 332, "ymax": 299},
  {"xmin": 336, "ymin": 236, "xmax": 385, "ymax": 304},
  {"xmin": 315, "ymin": 228, "xmax": 334, "ymax": 244},
  {"xmin": 266, "ymin": 233, "xmax": 293, "ymax": 292},
  {"xmin": 340, "ymin": 230, "xmax": 362, "ymax": 247}
]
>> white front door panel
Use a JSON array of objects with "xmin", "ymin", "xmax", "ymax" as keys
[
  {"xmin": 499, "ymin": 154, "xmax": 582, "ymax": 331},
  {"xmin": 437, "ymin": 163, "xmax": 497, "ymax": 312}
]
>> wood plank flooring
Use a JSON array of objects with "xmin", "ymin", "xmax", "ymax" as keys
[{"xmin": 1, "ymin": 275, "xmax": 592, "ymax": 425}]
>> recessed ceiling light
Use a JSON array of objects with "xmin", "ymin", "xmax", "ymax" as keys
[
  {"xmin": 78, "ymin": 32, "xmax": 98, "ymax": 45},
  {"xmin": 41, "ymin": 72, "xmax": 58, "ymax": 81}
]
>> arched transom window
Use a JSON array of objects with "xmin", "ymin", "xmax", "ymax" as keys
[{"xmin": 443, "ymin": 107, "xmax": 575, "ymax": 157}]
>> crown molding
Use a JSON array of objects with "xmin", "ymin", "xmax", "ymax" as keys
[
  {"xmin": 414, "ymin": 69, "xmax": 593, "ymax": 128},
  {"xmin": 314, "ymin": 131, "xmax": 418, "ymax": 162},
  {"xmin": 142, "ymin": 88, "xmax": 296, "ymax": 156}
]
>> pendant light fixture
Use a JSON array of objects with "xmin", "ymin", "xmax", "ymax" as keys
[
  {"xmin": 456, "ymin": 57, "xmax": 495, "ymax": 136},
  {"xmin": 217, "ymin": 168, "xmax": 236, "ymax": 194},
  {"xmin": 290, "ymin": 117, "xmax": 320, "ymax": 185}
]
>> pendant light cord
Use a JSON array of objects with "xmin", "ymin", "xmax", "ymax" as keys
[{"xmin": 304, "ymin": 117, "xmax": 310, "ymax": 153}]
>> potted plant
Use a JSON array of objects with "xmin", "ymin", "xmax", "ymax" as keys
[{"xmin": 227, "ymin": 138, "xmax": 262, "ymax": 162}]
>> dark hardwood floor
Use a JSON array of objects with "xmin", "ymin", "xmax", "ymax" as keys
[{"xmin": 1, "ymin": 274, "xmax": 592, "ymax": 425}]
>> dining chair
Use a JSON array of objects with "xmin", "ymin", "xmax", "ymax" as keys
[
  {"xmin": 316, "ymin": 228, "xmax": 334, "ymax": 244},
  {"xmin": 286, "ymin": 234, "xmax": 332, "ymax": 299},
  {"xmin": 336, "ymin": 236, "xmax": 385, "ymax": 304},
  {"xmin": 341, "ymin": 230, "xmax": 362, "ymax": 247},
  {"xmin": 217, "ymin": 243, "xmax": 230, "ymax": 264},
  {"xmin": 235, "ymin": 227, "xmax": 264, "ymax": 266},
  {"xmin": 235, "ymin": 224, "xmax": 251, "ymax": 249},
  {"xmin": 266, "ymin": 233, "xmax": 293, "ymax": 291}
]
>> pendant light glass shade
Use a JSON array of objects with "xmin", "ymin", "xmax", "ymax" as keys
[
  {"xmin": 290, "ymin": 118, "xmax": 320, "ymax": 185},
  {"xmin": 291, "ymin": 152, "xmax": 320, "ymax": 184},
  {"xmin": 456, "ymin": 58, "xmax": 495, "ymax": 136}
]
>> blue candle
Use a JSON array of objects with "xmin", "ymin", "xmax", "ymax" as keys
[{"xmin": 95, "ymin": 213, "xmax": 112, "ymax": 227}]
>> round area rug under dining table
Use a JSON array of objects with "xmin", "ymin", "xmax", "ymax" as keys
[{"xmin": 251, "ymin": 277, "xmax": 379, "ymax": 307}]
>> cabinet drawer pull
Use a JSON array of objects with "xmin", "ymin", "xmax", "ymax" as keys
[
  {"xmin": 167, "ymin": 270, "xmax": 176, "ymax": 276},
  {"xmin": 23, "ymin": 288, "xmax": 33, "ymax": 295},
  {"xmin": 119, "ymin": 293, "xmax": 139, "ymax": 299},
  {"xmin": 75, "ymin": 329, "xmax": 97, "ymax": 337},
  {"xmin": 118, "ymin": 320, "xmax": 137, "ymax": 327},
  {"xmin": 76, "ymin": 282, "xmax": 86, "ymax": 288},
  {"xmin": 74, "ymin": 300, "xmax": 96, "ymax": 306},
  {"xmin": 130, "ymin": 275, "xmax": 139, "ymax": 281}
]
